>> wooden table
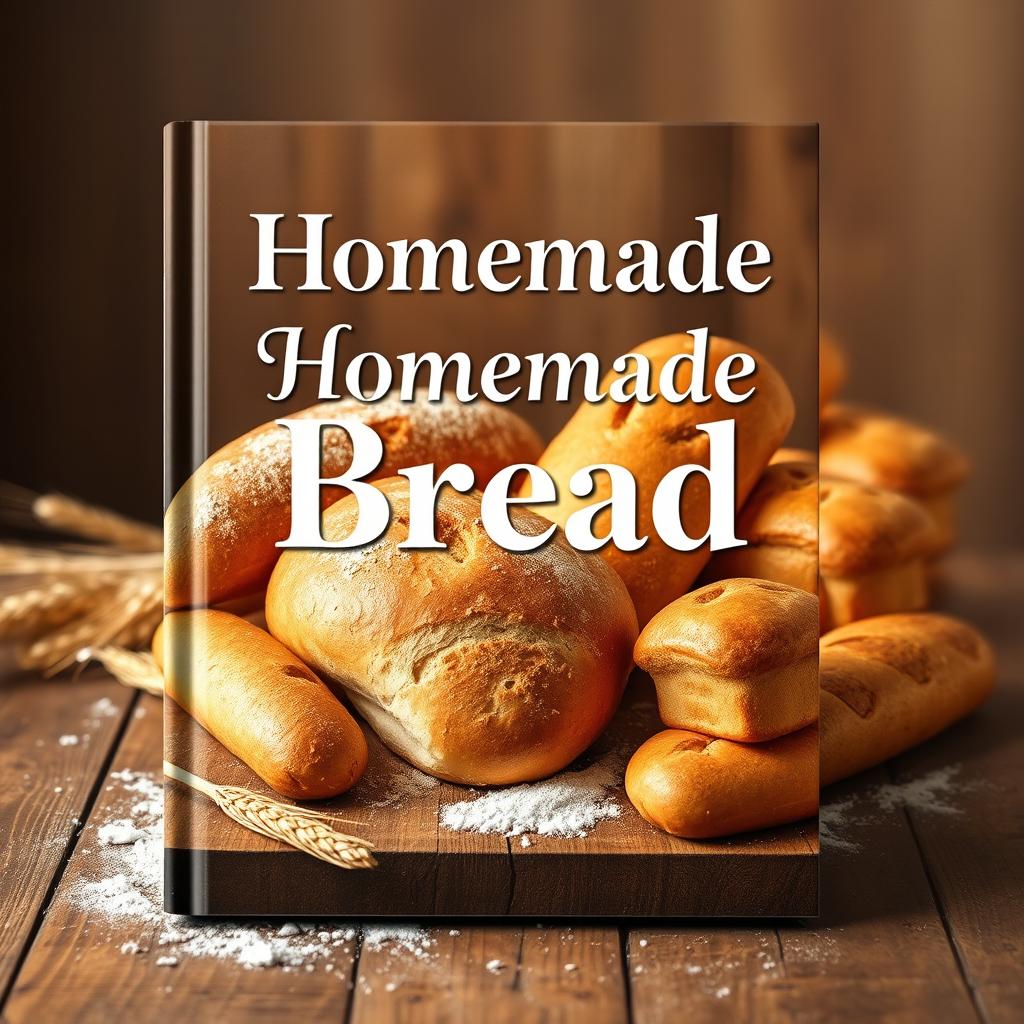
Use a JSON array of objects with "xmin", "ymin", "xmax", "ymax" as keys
[{"xmin": 1, "ymin": 552, "xmax": 1021, "ymax": 1022}]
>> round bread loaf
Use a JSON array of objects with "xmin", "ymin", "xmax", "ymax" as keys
[
  {"xmin": 154, "ymin": 610, "xmax": 368, "ymax": 799},
  {"xmin": 165, "ymin": 393, "xmax": 544, "ymax": 609},
  {"xmin": 265, "ymin": 477, "xmax": 639, "ymax": 785},
  {"xmin": 820, "ymin": 612, "xmax": 995, "ymax": 786},
  {"xmin": 625, "ymin": 725, "xmax": 818, "ymax": 838},
  {"xmin": 528, "ymin": 334, "xmax": 794, "ymax": 626}
]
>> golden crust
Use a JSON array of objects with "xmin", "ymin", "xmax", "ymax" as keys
[
  {"xmin": 819, "ymin": 477, "xmax": 936, "ymax": 576},
  {"xmin": 734, "ymin": 460, "xmax": 817, "ymax": 552},
  {"xmin": 531, "ymin": 334, "xmax": 795, "ymax": 626},
  {"xmin": 820, "ymin": 613, "xmax": 996, "ymax": 786},
  {"xmin": 820, "ymin": 404, "xmax": 969, "ymax": 498},
  {"xmin": 266, "ymin": 477, "xmax": 639, "ymax": 786},
  {"xmin": 625, "ymin": 725, "xmax": 818, "ymax": 838},
  {"xmin": 769, "ymin": 446, "xmax": 816, "ymax": 466},
  {"xmin": 165, "ymin": 394, "xmax": 544, "ymax": 609},
  {"xmin": 634, "ymin": 578, "xmax": 819, "ymax": 679}
]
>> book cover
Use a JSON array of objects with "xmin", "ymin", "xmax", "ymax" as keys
[{"xmin": 163, "ymin": 122, "xmax": 819, "ymax": 917}]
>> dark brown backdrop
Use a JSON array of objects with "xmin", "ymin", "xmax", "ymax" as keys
[{"xmin": 2, "ymin": 0, "xmax": 1021, "ymax": 545}]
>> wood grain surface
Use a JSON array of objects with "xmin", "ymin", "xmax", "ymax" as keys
[{"xmin": 1, "ymin": 552, "xmax": 1021, "ymax": 1023}]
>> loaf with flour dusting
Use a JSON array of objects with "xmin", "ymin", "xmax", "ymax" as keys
[
  {"xmin": 165, "ymin": 393, "xmax": 544, "ymax": 609},
  {"xmin": 266, "ymin": 477, "xmax": 639, "ymax": 785}
]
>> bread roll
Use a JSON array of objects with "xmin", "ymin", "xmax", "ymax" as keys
[
  {"xmin": 702, "ymin": 460, "xmax": 817, "ymax": 593},
  {"xmin": 769, "ymin": 446, "xmax": 816, "ymax": 466},
  {"xmin": 820, "ymin": 404, "xmax": 968, "ymax": 554},
  {"xmin": 819, "ymin": 478, "xmax": 935, "ymax": 630},
  {"xmin": 530, "ymin": 334, "xmax": 794, "ymax": 626},
  {"xmin": 155, "ymin": 610, "xmax": 368, "ymax": 799},
  {"xmin": 819, "ymin": 330, "xmax": 847, "ymax": 412},
  {"xmin": 820, "ymin": 613, "xmax": 995, "ymax": 786},
  {"xmin": 266, "ymin": 477, "xmax": 638, "ymax": 785},
  {"xmin": 634, "ymin": 578, "xmax": 819, "ymax": 742},
  {"xmin": 165, "ymin": 394, "xmax": 544, "ymax": 609},
  {"xmin": 625, "ymin": 725, "xmax": 818, "ymax": 838}
]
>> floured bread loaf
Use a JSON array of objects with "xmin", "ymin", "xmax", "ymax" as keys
[
  {"xmin": 634, "ymin": 578, "xmax": 819, "ymax": 742},
  {"xmin": 819, "ymin": 478, "xmax": 935, "ymax": 630},
  {"xmin": 165, "ymin": 393, "xmax": 544, "ymax": 609},
  {"xmin": 820, "ymin": 404, "xmax": 968, "ymax": 554},
  {"xmin": 266, "ymin": 477, "xmax": 639, "ymax": 785},
  {"xmin": 820, "ymin": 613, "xmax": 995, "ymax": 785}
]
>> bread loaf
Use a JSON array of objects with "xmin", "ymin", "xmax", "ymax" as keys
[
  {"xmin": 819, "ymin": 330, "xmax": 847, "ymax": 412},
  {"xmin": 634, "ymin": 578, "xmax": 819, "ymax": 742},
  {"xmin": 165, "ymin": 394, "xmax": 544, "ymax": 609},
  {"xmin": 820, "ymin": 404, "xmax": 968, "ymax": 554},
  {"xmin": 625, "ymin": 725, "xmax": 818, "ymax": 838},
  {"xmin": 155, "ymin": 610, "xmax": 368, "ymax": 799},
  {"xmin": 530, "ymin": 334, "xmax": 794, "ymax": 626},
  {"xmin": 820, "ymin": 613, "xmax": 995, "ymax": 786},
  {"xmin": 702, "ymin": 460, "xmax": 817, "ymax": 593},
  {"xmin": 769, "ymin": 446, "xmax": 816, "ymax": 466},
  {"xmin": 265, "ymin": 477, "xmax": 639, "ymax": 785},
  {"xmin": 819, "ymin": 478, "xmax": 935, "ymax": 630}
]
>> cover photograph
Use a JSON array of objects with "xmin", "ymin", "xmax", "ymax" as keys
[{"xmin": 162, "ymin": 122, "xmax": 820, "ymax": 917}]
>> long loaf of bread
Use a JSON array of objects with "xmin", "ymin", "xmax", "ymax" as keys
[
  {"xmin": 530, "ymin": 334, "xmax": 794, "ymax": 626},
  {"xmin": 165, "ymin": 394, "xmax": 544, "ymax": 609},
  {"xmin": 155, "ymin": 609, "xmax": 368, "ymax": 799},
  {"xmin": 820, "ymin": 612, "xmax": 995, "ymax": 786}
]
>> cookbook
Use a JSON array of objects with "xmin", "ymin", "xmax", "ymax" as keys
[{"xmin": 163, "ymin": 122, "xmax": 819, "ymax": 916}]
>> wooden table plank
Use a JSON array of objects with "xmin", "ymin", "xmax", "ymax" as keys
[
  {"xmin": 0, "ymin": 668, "xmax": 134, "ymax": 998},
  {"xmin": 3, "ymin": 684, "xmax": 360, "ymax": 1024},
  {"xmin": 351, "ymin": 925, "xmax": 627, "ymax": 1024}
]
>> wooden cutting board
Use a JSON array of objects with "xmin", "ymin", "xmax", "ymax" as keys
[{"xmin": 165, "ymin": 676, "xmax": 818, "ymax": 917}]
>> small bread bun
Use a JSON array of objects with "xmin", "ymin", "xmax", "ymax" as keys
[
  {"xmin": 625, "ymin": 725, "xmax": 818, "ymax": 838},
  {"xmin": 165, "ymin": 393, "xmax": 544, "ymax": 609},
  {"xmin": 820, "ymin": 404, "xmax": 968, "ymax": 553},
  {"xmin": 819, "ymin": 478, "xmax": 935, "ymax": 630},
  {"xmin": 266, "ymin": 477, "xmax": 638, "ymax": 786},
  {"xmin": 634, "ymin": 578, "xmax": 819, "ymax": 742},
  {"xmin": 155, "ymin": 610, "xmax": 368, "ymax": 799},
  {"xmin": 820, "ymin": 613, "xmax": 995, "ymax": 785},
  {"xmin": 702, "ymin": 460, "xmax": 818, "ymax": 594},
  {"xmin": 819, "ymin": 330, "xmax": 848, "ymax": 412},
  {"xmin": 530, "ymin": 333, "xmax": 794, "ymax": 626}
]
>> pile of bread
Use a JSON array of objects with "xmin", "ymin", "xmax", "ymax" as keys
[{"xmin": 160, "ymin": 332, "xmax": 995, "ymax": 840}]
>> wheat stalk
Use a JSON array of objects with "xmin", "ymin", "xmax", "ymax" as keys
[
  {"xmin": 89, "ymin": 646, "xmax": 164, "ymax": 697},
  {"xmin": 32, "ymin": 493, "xmax": 163, "ymax": 551},
  {"xmin": 163, "ymin": 761, "xmax": 377, "ymax": 870},
  {"xmin": 0, "ymin": 576, "xmax": 119, "ymax": 639},
  {"xmin": 0, "ymin": 545, "xmax": 162, "ymax": 576}
]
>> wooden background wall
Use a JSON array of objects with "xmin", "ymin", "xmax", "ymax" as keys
[{"xmin": 2, "ymin": 0, "xmax": 1021, "ymax": 545}]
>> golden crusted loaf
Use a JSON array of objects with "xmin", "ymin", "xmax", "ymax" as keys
[
  {"xmin": 625, "ymin": 725, "xmax": 818, "ymax": 838},
  {"xmin": 820, "ymin": 613, "xmax": 995, "ymax": 786},
  {"xmin": 265, "ymin": 477, "xmax": 639, "ymax": 785},
  {"xmin": 165, "ymin": 394, "xmax": 544, "ymax": 609},
  {"xmin": 703, "ymin": 460, "xmax": 818, "ymax": 593},
  {"xmin": 155, "ymin": 610, "xmax": 368, "ymax": 799},
  {"xmin": 634, "ymin": 578, "xmax": 819, "ymax": 741},
  {"xmin": 530, "ymin": 334, "xmax": 794, "ymax": 626}
]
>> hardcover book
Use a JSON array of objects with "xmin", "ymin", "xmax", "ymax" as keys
[{"xmin": 163, "ymin": 122, "xmax": 819, "ymax": 916}]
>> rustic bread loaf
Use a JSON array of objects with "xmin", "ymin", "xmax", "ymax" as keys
[
  {"xmin": 819, "ymin": 404, "xmax": 968, "ymax": 554},
  {"xmin": 154, "ymin": 610, "xmax": 368, "ymax": 799},
  {"xmin": 165, "ymin": 394, "xmax": 544, "ymax": 609},
  {"xmin": 625, "ymin": 725, "xmax": 818, "ymax": 838},
  {"xmin": 819, "ymin": 478, "xmax": 935, "ymax": 630},
  {"xmin": 265, "ymin": 477, "xmax": 639, "ymax": 785},
  {"xmin": 530, "ymin": 333, "xmax": 794, "ymax": 626},
  {"xmin": 820, "ymin": 612, "xmax": 995, "ymax": 786},
  {"xmin": 703, "ymin": 460, "xmax": 818, "ymax": 594},
  {"xmin": 634, "ymin": 578, "xmax": 819, "ymax": 742}
]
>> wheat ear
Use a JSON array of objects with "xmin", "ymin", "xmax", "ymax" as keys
[
  {"xmin": 31, "ymin": 493, "xmax": 163, "ymax": 551},
  {"xmin": 163, "ymin": 761, "xmax": 377, "ymax": 870},
  {"xmin": 89, "ymin": 646, "xmax": 164, "ymax": 697}
]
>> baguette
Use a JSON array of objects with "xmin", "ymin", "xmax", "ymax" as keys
[
  {"xmin": 530, "ymin": 333, "xmax": 794, "ymax": 625},
  {"xmin": 266, "ymin": 477, "xmax": 638, "ymax": 786},
  {"xmin": 165, "ymin": 393, "xmax": 544, "ymax": 609},
  {"xmin": 625, "ymin": 725, "xmax": 818, "ymax": 838},
  {"xmin": 155, "ymin": 610, "xmax": 368, "ymax": 799},
  {"xmin": 820, "ymin": 613, "xmax": 995, "ymax": 786}
]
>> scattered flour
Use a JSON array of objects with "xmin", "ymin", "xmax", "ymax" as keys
[
  {"xmin": 440, "ymin": 756, "xmax": 623, "ymax": 839},
  {"xmin": 58, "ymin": 734, "xmax": 79, "ymax": 746},
  {"xmin": 89, "ymin": 697, "xmax": 119, "ymax": 719},
  {"xmin": 97, "ymin": 820, "xmax": 148, "ymax": 846}
]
